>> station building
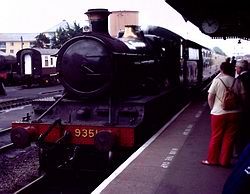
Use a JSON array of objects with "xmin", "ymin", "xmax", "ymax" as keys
[{"xmin": 0, "ymin": 10, "xmax": 139, "ymax": 56}]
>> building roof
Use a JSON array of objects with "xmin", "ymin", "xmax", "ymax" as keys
[
  {"xmin": 32, "ymin": 48, "xmax": 59, "ymax": 55},
  {"xmin": 0, "ymin": 20, "xmax": 77, "ymax": 42},
  {"xmin": 43, "ymin": 20, "xmax": 69, "ymax": 33},
  {"xmin": 165, "ymin": 0, "xmax": 250, "ymax": 40},
  {"xmin": 0, "ymin": 51, "xmax": 9, "ymax": 56},
  {"xmin": 16, "ymin": 48, "xmax": 59, "ymax": 56},
  {"xmin": 0, "ymin": 33, "xmax": 38, "ymax": 42}
]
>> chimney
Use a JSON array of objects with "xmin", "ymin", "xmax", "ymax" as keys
[{"xmin": 85, "ymin": 9, "xmax": 111, "ymax": 34}]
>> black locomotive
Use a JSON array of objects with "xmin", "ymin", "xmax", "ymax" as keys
[
  {"xmin": 0, "ymin": 51, "xmax": 18, "ymax": 94},
  {"xmin": 11, "ymin": 9, "xmax": 223, "ymax": 173}
]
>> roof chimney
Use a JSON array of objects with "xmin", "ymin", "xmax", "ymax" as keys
[{"xmin": 85, "ymin": 9, "xmax": 111, "ymax": 34}]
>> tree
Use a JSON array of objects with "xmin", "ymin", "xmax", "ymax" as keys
[
  {"xmin": 33, "ymin": 33, "xmax": 50, "ymax": 48},
  {"xmin": 51, "ymin": 21, "xmax": 84, "ymax": 49},
  {"xmin": 50, "ymin": 27, "xmax": 69, "ymax": 49},
  {"xmin": 213, "ymin": 46, "xmax": 226, "ymax": 56}
]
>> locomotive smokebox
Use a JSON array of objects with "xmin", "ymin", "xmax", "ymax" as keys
[{"xmin": 85, "ymin": 9, "xmax": 111, "ymax": 34}]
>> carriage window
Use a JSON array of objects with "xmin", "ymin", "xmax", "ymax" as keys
[
  {"xmin": 188, "ymin": 48, "xmax": 199, "ymax": 60},
  {"xmin": 51, "ymin": 58, "xmax": 53, "ymax": 65},
  {"xmin": 0, "ymin": 42, "xmax": 6, "ymax": 48},
  {"xmin": 45, "ymin": 56, "xmax": 49, "ymax": 66}
]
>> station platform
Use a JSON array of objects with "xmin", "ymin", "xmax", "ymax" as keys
[{"xmin": 92, "ymin": 94, "xmax": 235, "ymax": 194}]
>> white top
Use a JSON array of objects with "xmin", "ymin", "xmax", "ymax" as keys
[{"xmin": 208, "ymin": 75, "xmax": 245, "ymax": 115}]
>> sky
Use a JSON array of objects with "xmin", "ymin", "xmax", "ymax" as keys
[{"xmin": 1, "ymin": 0, "xmax": 250, "ymax": 56}]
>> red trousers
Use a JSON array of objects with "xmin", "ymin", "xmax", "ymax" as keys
[{"xmin": 207, "ymin": 113, "xmax": 240, "ymax": 166}]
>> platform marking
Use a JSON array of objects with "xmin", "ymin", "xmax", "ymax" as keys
[
  {"xmin": 195, "ymin": 110, "xmax": 203, "ymax": 118},
  {"xmin": 161, "ymin": 148, "xmax": 179, "ymax": 168},
  {"xmin": 244, "ymin": 166, "xmax": 250, "ymax": 174},
  {"xmin": 203, "ymin": 102, "xmax": 207, "ymax": 107},
  {"xmin": 183, "ymin": 124, "xmax": 193, "ymax": 136},
  {"xmin": 91, "ymin": 103, "xmax": 191, "ymax": 194}
]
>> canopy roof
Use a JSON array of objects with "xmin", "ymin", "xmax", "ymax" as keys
[{"xmin": 165, "ymin": 0, "xmax": 250, "ymax": 40}]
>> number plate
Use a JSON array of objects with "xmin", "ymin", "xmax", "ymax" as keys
[{"xmin": 74, "ymin": 128, "xmax": 98, "ymax": 138}]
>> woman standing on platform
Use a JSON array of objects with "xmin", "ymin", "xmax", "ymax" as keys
[{"xmin": 202, "ymin": 62, "xmax": 245, "ymax": 167}]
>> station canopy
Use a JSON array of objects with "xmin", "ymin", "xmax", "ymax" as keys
[{"xmin": 165, "ymin": 0, "xmax": 250, "ymax": 40}]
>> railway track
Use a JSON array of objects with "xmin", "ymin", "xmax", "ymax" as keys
[
  {"xmin": 0, "ymin": 127, "xmax": 14, "ymax": 153},
  {"xmin": 0, "ymin": 143, "xmax": 14, "ymax": 153},
  {"xmin": 0, "ymin": 88, "xmax": 64, "ymax": 111},
  {"xmin": 13, "ymin": 174, "xmax": 46, "ymax": 194},
  {"xmin": 0, "ymin": 97, "xmax": 33, "ymax": 111},
  {"xmin": 12, "ymin": 169, "xmax": 108, "ymax": 194}
]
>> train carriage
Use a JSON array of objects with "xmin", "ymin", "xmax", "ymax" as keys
[{"xmin": 16, "ymin": 48, "xmax": 59, "ymax": 87}]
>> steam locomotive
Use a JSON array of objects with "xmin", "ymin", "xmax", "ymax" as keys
[
  {"xmin": 0, "ymin": 51, "xmax": 18, "ymax": 95},
  {"xmin": 10, "ymin": 9, "xmax": 226, "ymax": 172}
]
